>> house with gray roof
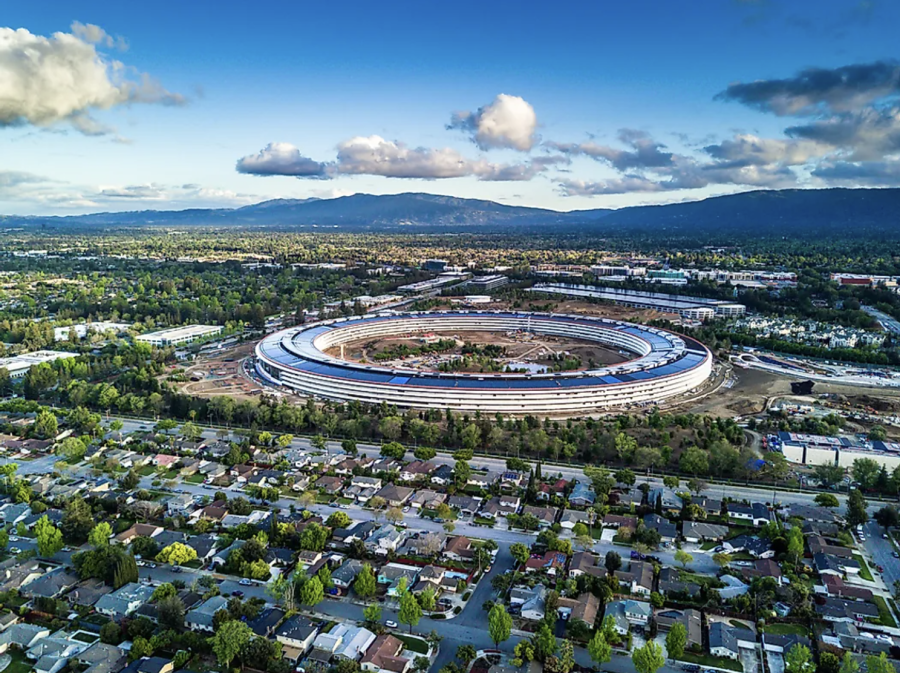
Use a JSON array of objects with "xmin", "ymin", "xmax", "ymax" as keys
[
  {"xmin": 95, "ymin": 582, "xmax": 154, "ymax": 618},
  {"xmin": 186, "ymin": 595, "xmax": 229, "ymax": 632}
]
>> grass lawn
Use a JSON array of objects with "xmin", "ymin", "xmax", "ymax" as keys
[
  {"xmin": 71, "ymin": 631, "xmax": 99, "ymax": 643},
  {"xmin": 873, "ymin": 595, "xmax": 897, "ymax": 628},
  {"xmin": 184, "ymin": 474, "xmax": 205, "ymax": 484},
  {"xmin": 394, "ymin": 633, "xmax": 429, "ymax": 654},
  {"xmin": 701, "ymin": 541, "xmax": 718, "ymax": 551},
  {"xmin": 853, "ymin": 554, "xmax": 874, "ymax": 581},
  {"xmin": 729, "ymin": 620, "xmax": 752, "ymax": 630},
  {"xmin": 764, "ymin": 623, "xmax": 809, "ymax": 636},
  {"xmin": 337, "ymin": 497, "xmax": 353, "ymax": 506},
  {"xmin": 316, "ymin": 493, "xmax": 334, "ymax": 504},
  {"xmin": 474, "ymin": 517, "xmax": 495, "ymax": 526},
  {"xmin": 138, "ymin": 465, "xmax": 157, "ymax": 476},
  {"xmin": 678, "ymin": 652, "xmax": 743, "ymax": 672},
  {"xmin": 4, "ymin": 650, "xmax": 34, "ymax": 673}
]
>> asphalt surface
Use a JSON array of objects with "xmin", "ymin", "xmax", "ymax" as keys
[{"xmin": 862, "ymin": 519, "xmax": 899, "ymax": 592}]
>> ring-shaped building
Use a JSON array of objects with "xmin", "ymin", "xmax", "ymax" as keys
[{"xmin": 255, "ymin": 311, "xmax": 712, "ymax": 413}]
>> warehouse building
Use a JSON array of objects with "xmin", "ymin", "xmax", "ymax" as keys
[
  {"xmin": 467, "ymin": 275, "xmax": 509, "ymax": 292},
  {"xmin": 136, "ymin": 325, "xmax": 223, "ymax": 347},
  {"xmin": 528, "ymin": 283, "xmax": 745, "ymax": 319},
  {"xmin": 0, "ymin": 350, "xmax": 77, "ymax": 378}
]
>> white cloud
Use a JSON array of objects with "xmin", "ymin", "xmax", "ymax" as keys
[
  {"xmin": 703, "ymin": 133, "xmax": 828, "ymax": 167},
  {"xmin": 336, "ymin": 135, "xmax": 545, "ymax": 181},
  {"xmin": 70, "ymin": 21, "xmax": 127, "ymax": 50},
  {"xmin": 0, "ymin": 24, "xmax": 183, "ymax": 134},
  {"xmin": 448, "ymin": 94, "xmax": 538, "ymax": 151},
  {"xmin": 236, "ymin": 142, "xmax": 329, "ymax": 177}
]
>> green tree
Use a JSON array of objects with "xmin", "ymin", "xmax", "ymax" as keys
[
  {"xmin": 488, "ymin": 603, "xmax": 513, "ymax": 647},
  {"xmin": 533, "ymin": 623, "xmax": 557, "ymax": 662},
  {"xmin": 852, "ymin": 458, "xmax": 881, "ymax": 490},
  {"xmin": 301, "ymin": 576, "xmax": 324, "ymax": 608},
  {"xmin": 457, "ymin": 645, "xmax": 477, "ymax": 666},
  {"xmin": 847, "ymin": 488, "xmax": 868, "ymax": 527},
  {"xmin": 99, "ymin": 621, "xmax": 122, "ymax": 645},
  {"xmin": 129, "ymin": 636, "xmax": 153, "ymax": 661},
  {"xmin": 56, "ymin": 436, "xmax": 87, "ymax": 462},
  {"xmin": 867, "ymin": 653, "xmax": 894, "ymax": 673},
  {"xmin": 414, "ymin": 446, "xmax": 436, "ymax": 461},
  {"xmin": 786, "ymin": 645, "xmax": 813, "ymax": 673},
  {"xmin": 326, "ymin": 511, "xmax": 352, "ymax": 529},
  {"xmin": 157, "ymin": 595, "xmax": 185, "ymax": 630},
  {"xmin": 814, "ymin": 493, "xmax": 840, "ymax": 509},
  {"xmin": 818, "ymin": 653, "xmax": 840, "ymax": 673},
  {"xmin": 399, "ymin": 590, "xmax": 423, "ymax": 633},
  {"xmin": 212, "ymin": 620, "xmax": 253, "ymax": 667},
  {"xmin": 674, "ymin": 550, "xmax": 693, "ymax": 568},
  {"xmin": 510, "ymin": 542, "xmax": 530, "ymax": 567},
  {"xmin": 61, "ymin": 497, "xmax": 95, "ymax": 543},
  {"xmin": 549, "ymin": 639, "xmax": 575, "ymax": 673},
  {"xmin": 35, "ymin": 515, "xmax": 64, "ymax": 557},
  {"xmin": 152, "ymin": 583, "xmax": 177, "ymax": 601},
  {"xmin": 840, "ymin": 653, "xmax": 859, "ymax": 673},
  {"xmin": 362, "ymin": 604, "xmax": 382, "ymax": 624},
  {"xmin": 712, "ymin": 552, "xmax": 732, "ymax": 568},
  {"xmin": 33, "ymin": 410, "xmax": 58, "ymax": 439},
  {"xmin": 88, "ymin": 522, "xmax": 112, "ymax": 548},
  {"xmin": 632, "ymin": 641, "xmax": 665, "ymax": 673},
  {"xmin": 354, "ymin": 564, "xmax": 377, "ymax": 598},
  {"xmin": 587, "ymin": 631, "xmax": 611, "ymax": 667},
  {"xmin": 156, "ymin": 542, "xmax": 198, "ymax": 565},
  {"xmin": 666, "ymin": 622, "xmax": 687, "ymax": 661}
]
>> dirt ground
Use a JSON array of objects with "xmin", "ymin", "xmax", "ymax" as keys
[
  {"xmin": 173, "ymin": 342, "xmax": 264, "ymax": 402},
  {"xmin": 326, "ymin": 329, "xmax": 630, "ymax": 372}
]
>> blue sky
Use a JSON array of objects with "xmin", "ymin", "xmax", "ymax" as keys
[{"xmin": 2, "ymin": 0, "xmax": 899, "ymax": 214}]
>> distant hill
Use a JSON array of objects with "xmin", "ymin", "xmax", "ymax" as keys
[{"xmin": 3, "ymin": 188, "xmax": 900, "ymax": 239}]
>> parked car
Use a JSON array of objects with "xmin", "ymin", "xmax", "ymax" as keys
[
  {"xmin": 232, "ymin": 590, "xmax": 245, "ymax": 597},
  {"xmin": 239, "ymin": 578, "xmax": 252, "ymax": 586},
  {"xmin": 385, "ymin": 620, "xmax": 398, "ymax": 628}
]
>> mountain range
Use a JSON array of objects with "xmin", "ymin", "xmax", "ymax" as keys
[{"xmin": 3, "ymin": 188, "xmax": 899, "ymax": 238}]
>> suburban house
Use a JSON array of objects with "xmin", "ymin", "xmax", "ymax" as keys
[
  {"xmin": 655, "ymin": 609, "xmax": 702, "ymax": 649},
  {"xmin": 615, "ymin": 561, "xmax": 654, "ymax": 595},
  {"xmin": 275, "ymin": 616, "xmax": 319, "ymax": 661},
  {"xmin": 709, "ymin": 622, "xmax": 756, "ymax": 660},
  {"xmin": 94, "ymin": 583, "xmax": 155, "ymax": 618},
  {"xmin": 187, "ymin": 596, "xmax": 229, "ymax": 632},
  {"xmin": 560, "ymin": 509, "xmax": 590, "ymax": 530},
  {"xmin": 375, "ymin": 484, "xmax": 414, "ymax": 508},
  {"xmin": 443, "ymin": 536, "xmax": 474, "ymax": 562},
  {"xmin": 682, "ymin": 521, "xmax": 729, "ymax": 543},
  {"xmin": 568, "ymin": 551, "xmax": 604, "ymax": 579},
  {"xmin": 360, "ymin": 635, "xmax": 410, "ymax": 673},
  {"xmin": 556, "ymin": 593, "xmax": 600, "ymax": 626},
  {"xmin": 521, "ymin": 505, "xmax": 557, "ymax": 528},
  {"xmin": 723, "ymin": 534, "xmax": 774, "ymax": 558},
  {"xmin": 643, "ymin": 514, "xmax": 677, "ymax": 542},
  {"xmin": 524, "ymin": 551, "xmax": 567, "ymax": 576},
  {"xmin": 313, "ymin": 624, "xmax": 376, "ymax": 660},
  {"xmin": 568, "ymin": 482, "xmax": 596, "ymax": 507}
]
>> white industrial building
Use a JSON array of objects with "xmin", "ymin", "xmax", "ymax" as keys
[
  {"xmin": 528, "ymin": 283, "xmax": 745, "ymax": 320},
  {"xmin": 0, "ymin": 351, "xmax": 77, "ymax": 378},
  {"xmin": 467, "ymin": 275, "xmax": 509, "ymax": 292},
  {"xmin": 135, "ymin": 325, "xmax": 223, "ymax": 347},
  {"xmin": 54, "ymin": 322, "xmax": 131, "ymax": 342}
]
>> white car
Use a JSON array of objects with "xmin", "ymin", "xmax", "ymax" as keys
[
  {"xmin": 385, "ymin": 620, "xmax": 398, "ymax": 628},
  {"xmin": 239, "ymin": 578, "xmax": 253, "ymax": 586}
]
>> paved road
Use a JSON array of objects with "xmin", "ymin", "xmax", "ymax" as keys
[{"xmin": 863, "ymin": 519, "xmax": 899, "ymax": 593}]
